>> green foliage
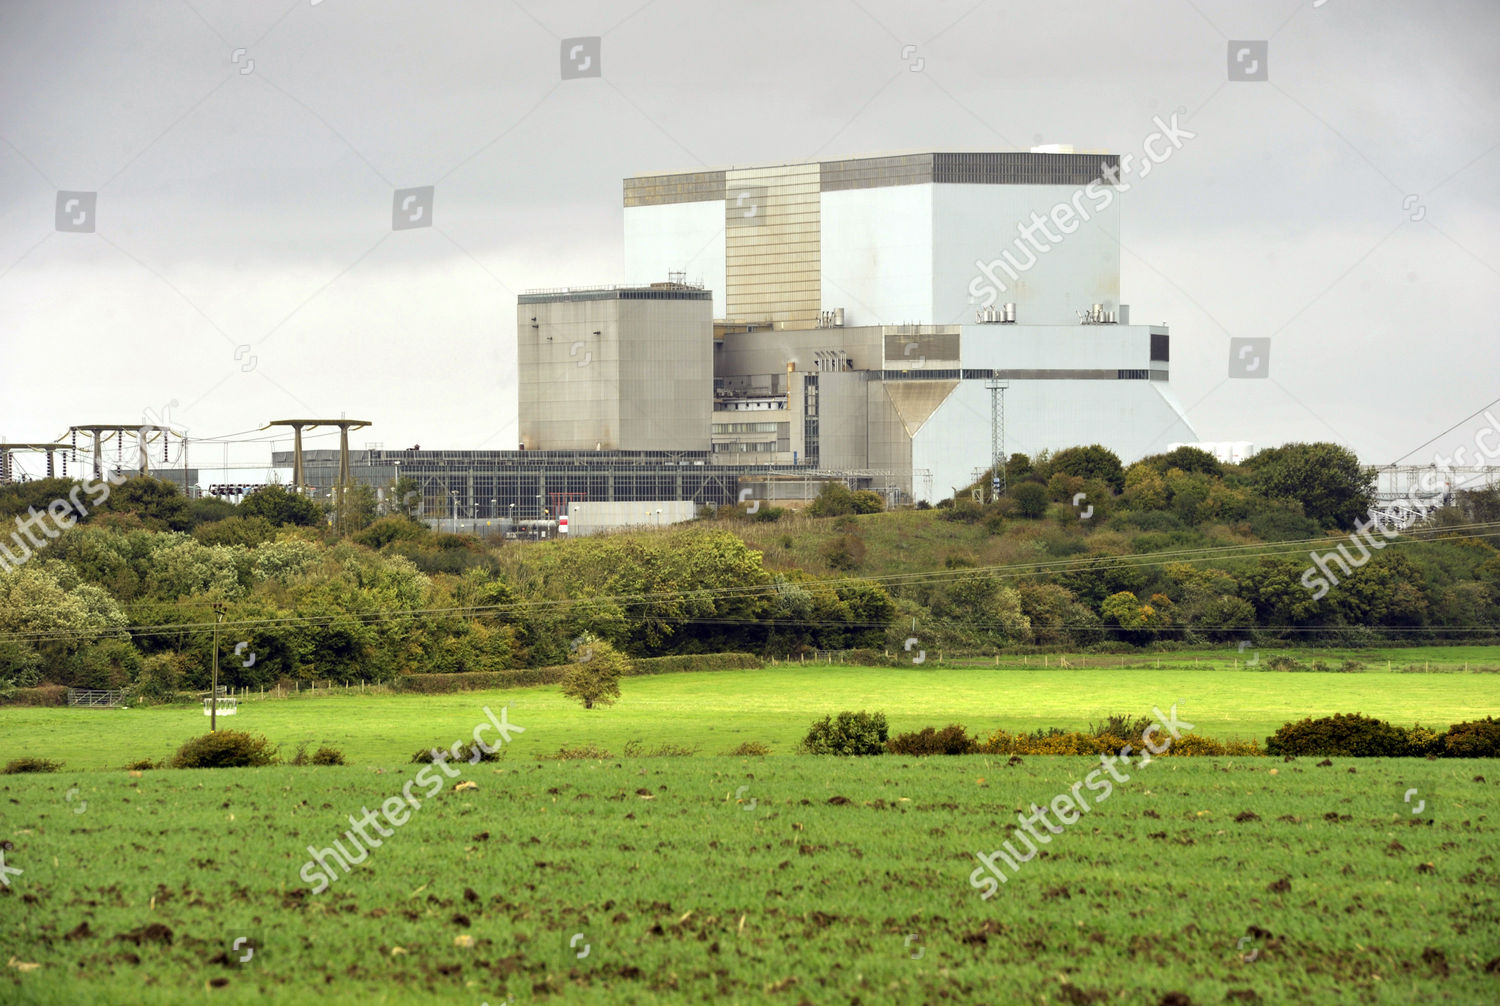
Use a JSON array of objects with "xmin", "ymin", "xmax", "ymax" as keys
[
  {"xmin": 192, "ymin": 515, "xmax": 278, "ymax": 548},
  {"xmin": 1139, "ymin": 446, "xmax": 1223, "ymax": 478},
  {"xmin": 186, "ymin": 497, "xmax": 238, "ymax": 527},
  {"xmin": 132, "ymin": 653, "xmax": 185, "ymax": 704},
  {"xmin": 1011, "ymin": 481, "xmax": 1049, "ymax": 518},
  {"xmin": 169, "ymin": 731, "xmax": 279, "ymax": 768},
  {"xmin": 237, "ymin": 485, "xmax": 324, "ymax": 527},
  {"xmin": 799, "ymin": 710, "xmax": 889, "ymax": 755},
  {"xmin": 821, "ymin": 534, "xmax": 865, "ymax": 570},
  {"xmin": 1442, "ymin": 717, "xmax": 1500, "ymax": 757},
  {"xmin": 1049, "ymin": 445, "xmax": 1125, "ymax": 492},
  {"xmin": 726, "ymin": 741, "xmax": 770, "ymax": 756},
  {"xmin": 410, "ymin": 742, "xmax": 502, "ymax": 764},
  {"xmin": 538, "ymin": 743, "xmax": 614, "ymax": 760},
  {"xmin": 807, "ymin": 482, "xmax": 881, "ymax": 517},
  {"xmin": 1264, "ymin": 714, "xmax": 1415, "ymax": 757},
  {"xmin": 561, "ymin": 633, "xmax": 626, "ymax": 709},
  {"xmin": 1243, "ymin": 442, "xmax": 1374, "ymax": 530},
  {"xmin": 2, "ymin": 757, "xmax": 62, "ymax": 773},
  {"xmin": 101, "ymin": 478, "xmax": 193, "ymax": 532},
  {"xmin": 885, "ymin": 724, "xmax": 976, "ymax": 755},
  {"xmin": 291, "ymin": 744, "xmax": 347, "ymax": 766}
]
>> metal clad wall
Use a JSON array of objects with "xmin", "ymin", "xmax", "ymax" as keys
[
  {"xmin": 725, "ymin": 163, "xmax": 821, "ymax": 324},
  {"xmin": 624, "ymin": 170, "xmax": 726, "ymax": 207},
  {"xmin": 619, "ymin": 295, "xmax": 713, "ymax": 451}
]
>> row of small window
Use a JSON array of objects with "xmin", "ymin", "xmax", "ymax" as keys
[
  {"xmin": 711, "ymin": 441, "xmax": 782, "ymax": 453},
  {"xmin": 712, "ymin": 422, "xmax": 788, "ymax": 434}
]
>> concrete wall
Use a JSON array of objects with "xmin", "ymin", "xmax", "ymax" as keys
[
  {"xmin": 913, "ymin": 379, "xmax": 1196, "ymax": 503},
  {"xmin": 820, "ymin": 185, "xmax": 933, "ymax": 327},
  {"xmin": 518, "ymin": 297, "xmax": 622, "ymax": 450},
  {"xmin": 618, "ymin": 297, "xmax": 713, "ymax": 451},
  {"xmin": 933, "ymin": 183, "xmax": 1121, "ymax": 327},
  {"xmin": 959, "ymin": 323, "xmax": 1158, "ymax": 372},
  {"xmin": 519, "ymin": 293, "xmax": 712, "ymax": 452}
]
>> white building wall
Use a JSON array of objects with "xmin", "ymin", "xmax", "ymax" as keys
[
  {"xmin": 820, "ymin": 185, "xmax": 933, "ymax": 327},
  {"xmin": 959, "ymin": 324, "xmax": 1155, "ymax": 371},
  {"xmin": 933, "ymin": 184, "xmax": 1121, "ymax": 327},
  {"xmin": 913, "ymin": 379, "xmax": 1196, "ymax": 502},
  {"xmin": 623, "ymin": 202, "xmax": 727, "ymax": 316}
]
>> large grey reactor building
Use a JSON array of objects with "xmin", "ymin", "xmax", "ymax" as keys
[{"xmin": 280, "ymin": 149, "xmax": 1197, "ymax": 526}]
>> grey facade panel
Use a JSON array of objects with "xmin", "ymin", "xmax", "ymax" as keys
[
  {"xmin": 624, "ymin": 170, "xmax": 727, "ymax": 207},
  {"xmin": 930, "ymin": 152, "xmax": 1119, "ymax": 186},
  {"xmin": 625, "ymin": 153, "xmax": 1123, "ymax": 206}
]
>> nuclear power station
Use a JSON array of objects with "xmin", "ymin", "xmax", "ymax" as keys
[{"xmin": 272, "ymin": 149, "xmax": 1197, "ymax": 528}]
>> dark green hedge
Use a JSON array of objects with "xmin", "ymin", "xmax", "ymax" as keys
[
  {"xmin": 623, "ymin": 652, "xmax": 763, "ymax": 676},
  {"xmin": 0, "ymin": 685, "xmax": 69, "ymax": 707},
  {"xmin": 1266, "ymin": 714, "xmax": 1500, "ymax": 757},
  {"xmin": 392, "ymin": 652, "xmax": 764, "ymax": 694}
]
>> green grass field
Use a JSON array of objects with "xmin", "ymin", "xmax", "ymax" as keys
[
  {"xmin": 2, "ymin": 757, "xmax": 1496, "ymax": 1004},
  {"xmin": 2, "ymin": 654, "xmax": 1497, "ymax": 770},
  {"xmin": 3, "ymin": 657, "xmax": 1499, "ymax": 1004}
]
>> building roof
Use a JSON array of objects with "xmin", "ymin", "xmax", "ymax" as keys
[{"xmin": 624, "ymin": 151, "xmax": 1121, "ymax": 207}]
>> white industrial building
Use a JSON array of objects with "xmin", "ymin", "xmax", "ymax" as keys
[{"xmin": 620, "ymin": 151, "xmax": 1196, "ymax": 501}]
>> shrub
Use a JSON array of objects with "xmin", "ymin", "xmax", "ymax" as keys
[
  {"xmin": 1443, "ymin": 717, "xmax": 1500, "ymax": 758},
  {"xmin": 821, "ymin": 535, "xmax": 865, "ymax": 570},
  {"xmin": 1087, "ymin": 713, "xmax": 1152, "ymax": 740},
  {"xmin": 0, "ymin": 685, "xmax": 68, "ymax": 707},
  {"xmin": 886, "ymin": 724, "xmax": 976, "ymax": 755},
  {"xmin": 800, "ymin": 711, "xmax": 888, "ymax": 755},
  {"xmin": 623, "ymin": 740, "xmax": 696, "ymax": 757},
  {"xmin": 291, "ymin": 744, "xmax": 347, "ymax": 766},
  {"xmin": 2, "ymin": 757, "xmax": 62, "ymax": 774},
  {"xmin": 123, "ymin": 758, "xmax": 157, "ymax": 771},
  {"xmin": 1264, "ymin": 714, "xmax": 1413, "ymax": 757},
  {"xmin": 1012, "ymin": 482, "xmax": 1049, "ymax": 518},
  {"xmin": 394, "ymin": 668, "xmax": 566, "ymax": 693},
  {"xmin": 169, "ymin": 731, "xmax": 278, "ymax": 769},
  {"xmin": 410, "ymin": 742, "xmax": 503, "ymax": 765},
  {"xmin": 537, "ymin": 744, "xmax": 613, "ymax": 760},
  {"xmin": 726, "ymin": 741, "xmax": 770, "ymax": 756}
]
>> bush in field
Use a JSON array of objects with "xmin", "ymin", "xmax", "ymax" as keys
[
  {"xmin": 169, "ymin": 731, "xmax": 278, "ymax": 769},
  {"xmin": 886, "ymin": 724, "xmax": 976, "ymax": 756},
  {"xmin": 1442, "ymin": 717, "xmax": 1500, "ymax": 758},
  {"xmin": 410, "ymin": 743, "xmax": 502, "ymax": 765},
  {"xmin": 726, "ymin": 741, "xmax": 770, "ymax": 756},
  {"xmin": 978, "ymin": 728, "xmax": 1260, "ymax": 757},
  {"xmin": 538, "ymin": 744, "xmax": 613, "ymax": 760},
  {"xmin": 623, "ymin": 740, "xmax": 696, "ymax": 757},
  {"xmin": 1088, "ymin": 713, "xmax": 1153, "ymax": 740},
  {"xmin": 2, "ymin": 757, "xmax": 62, "ymax": 774},
  {"xmin": 291, "ymin": 744, "xmax": 347, "ymax": 766},
  {"xmin": 124, "ymin": 758, "xmax": 157, "ymax": 771},
  {"xmin": 1264, "ymin": 714, "xmax": 1413, "ymax": 757},
  {"xmin": 561, "ymin": 633, "xmax": 626, "ymax": 710},
  {"xmin": 800, "ymin": 711, "xmax": 888, "ymax": 755}
]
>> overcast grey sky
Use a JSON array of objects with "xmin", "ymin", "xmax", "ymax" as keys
[{"xmin": 1, "ymin": 0, "xmax": 1497, "ymax": 480}]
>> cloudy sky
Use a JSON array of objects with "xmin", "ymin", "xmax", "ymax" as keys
[{"xmin": 1, "ymin": 0, "xmax": 1496, "ymax": 482}]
